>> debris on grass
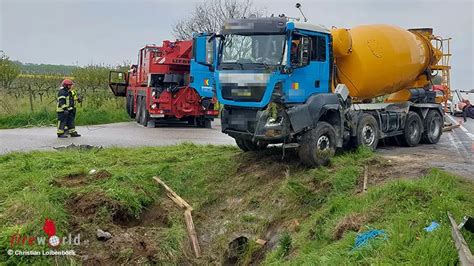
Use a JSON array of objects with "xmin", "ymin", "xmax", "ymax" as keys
[
  {"xmin": 352, "ymin": 229, "xmax": 387, "ymax": 250},
  {"xmin": 153, "ymin": 176, "xmax": 201, "ymax": 258},
  {"xmin": 96, "ymin": 229, "xmax": 112, "ymax": 241},
  {"xmin": 53, "ymin": 143, "xmax": 103, "ymax": 151},
  {"xmin": 424, "ymin": 221, "xmax": 440, "ymax": 232},
  {"xmin": 256, "ymin": 239, "xmax": 267, "ymax": 246},
  {"xmin": 458, "ymin": 216, "xmax": 474, "ymax": 233},
  {"xmin": 447, "ymin": 212, "xmax": 474, "ymax": 265}
]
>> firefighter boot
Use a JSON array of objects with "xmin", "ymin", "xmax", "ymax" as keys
[
  {"xmin": 57, "ymin": 134, "xmax": 68, "ymax": 138},
  {"xmin": 70, "ymin": 132, "xmax": 81, "ymax": 137}
]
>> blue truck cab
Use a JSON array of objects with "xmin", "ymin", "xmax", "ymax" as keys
[
  {"xmin": 213, "ymin": 17, "xmax": 343, "ymax": 164},
  {"xmin": 191, "ymin": 33, "xmax": 217, "ymax": 99}
]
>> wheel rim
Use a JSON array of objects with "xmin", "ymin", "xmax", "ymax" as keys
[
  {"xmin": 317, "ymin": 135, "xmax": 330, "ymax": 151},
  {"xmin": 429, "ymin": 116, "xmax": 441, "ymax": 138},
  {"xmin": 409, "ymin": 120, "xmax": 419, "ymax": 138},
  {"xmin": 362, "ymin": 125, "xmax": 376, "ymax": 146}
]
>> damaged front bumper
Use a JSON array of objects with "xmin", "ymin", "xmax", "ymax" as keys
[{"xmin": 221, "ymin": 107, "xmax": 291, "ymax": 142}]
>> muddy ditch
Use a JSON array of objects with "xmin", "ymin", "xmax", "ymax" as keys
[
  {"xmin": 65, "ymin": 191, "xmax": 179, "ymax": 265},
  {"xmin": 54, "ymin": 149, "xmax": 432, "ymax": 265}
]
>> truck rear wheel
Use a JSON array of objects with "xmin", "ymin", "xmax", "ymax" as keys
[
  {"xmin": 354, "ymin": 113, "xmax": 379, "ymax": 150},
  {"xmin": 235, "ymin": 138, "xmax": 267, "ymax": 152},
  {"xmin": 139, "ymin": 96, "xmax": 149, "ymax": 126},
  {"xmin": 126, "ymin": 94, "xmax": 132, "ymax": 117},
  {"xmin": 135, "ymin": 96, "xmax": 142, "ymax": 123},
  {"xmin": 197, "ymin": 118, "xmax": 212, "ymax": 128},
  {"xmin": 128, "ymin": 95, "xmax": 136, "ymax": 119},
  {"xmin": 421, "ymin": 110, "xmax": 442, "ymax": 144},
  {"xmin": 298, "ymin": 122, "xmax": 336, "ymax": 167},
  {"xmin": 399, "ymin": 111, "xmax": 422, "ymax": 147}
]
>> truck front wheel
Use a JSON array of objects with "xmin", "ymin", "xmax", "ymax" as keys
[
  {"xmin": 399, "ymin": 111, "xmax": 422, "ymax": 147},
  {"xmin": 421, "ymin": 110, "xmax": 442, "ymax": 144},
  {"xmin": 298, "ymin": 122, "xmax": 336, "ymax": 167},
  {"xmin": 235, "ymin": 138, "xmax": 267, "ymax": 152},
  {"xmin": 354, "ymin": 113, "xmax": 379, "ymax": 150}
]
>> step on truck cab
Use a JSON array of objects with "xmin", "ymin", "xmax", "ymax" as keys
[
  {"xmin": 212, "ymin": 17, "xmax": 450, "ymax": 166},
  {"xmin": 108, "ymin": 34, "xmax": 219, "ymax": 128}
]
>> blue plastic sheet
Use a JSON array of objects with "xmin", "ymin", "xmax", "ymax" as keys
[
  {"xmin": 353, "ymin": 229, "xmax": 387, "ymax": 250},
  {"xmin": 424, "ymin": 221, "xmax": 440, "ymax": 232}
]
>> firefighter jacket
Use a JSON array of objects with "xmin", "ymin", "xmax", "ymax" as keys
[{"xmin": 57, "ymin": 87, "xmax": 79, "ymax": 112}]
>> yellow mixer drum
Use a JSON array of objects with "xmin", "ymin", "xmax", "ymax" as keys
[{"xmin": 332, "ymin": 24, "xmax": 437, "ymax": 100}]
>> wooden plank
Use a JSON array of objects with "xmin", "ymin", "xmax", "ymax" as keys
[
  {"xmin": 443, "ymin": 124, "xmax": 460, "ymax": 132},
  {"xmin": 447, "ymin": 212, "xmax": 474, "ymax": 266},
  {"xmin": 153, "ymin": 176, "xmax": 193, "ymax": 210},
  {"xmin": 184, "ymin": 209, "xmax": 201, "ymax": 258}
]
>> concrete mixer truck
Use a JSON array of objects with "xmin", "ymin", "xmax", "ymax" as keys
[{"xmin": 211, "ymin": 17, "xmax": 451, "ymax": 166}]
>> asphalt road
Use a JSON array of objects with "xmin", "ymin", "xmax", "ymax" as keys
[
  {"xmin": 378, "ymin": 114, "xmax": 474, "ymax": 178},
  {"xmin": 0, "ymin": 117, "xmax": 472, "ymax": 177},
  {"xmin": 0, "ymin": 120, "xmax": 235, "ymax": 154}
]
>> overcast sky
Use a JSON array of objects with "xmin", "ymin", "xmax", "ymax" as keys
[{"xmin": 0, "ymin": 0, "xmax": 473, "ymax": 89}]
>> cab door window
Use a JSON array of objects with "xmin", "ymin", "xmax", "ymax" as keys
[
  {"xmin": 310, "ymin": 36, "xmax": 326, "ymax": 61},
  {"xmin": 290, "ymin": 34, "xmax": 311, "ymax": 68}
]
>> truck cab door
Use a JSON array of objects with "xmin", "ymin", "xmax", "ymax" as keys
[
  {"xmin": 285, "ymin": 31, "xmax": 330, "ymax": 103},
  {"xmin": 190, "ymin": 33, "xmax": 216, "ymax": 98},
  {"xmin": 108, "ymin": 71, "xmax": 128, "ymax": 97}
]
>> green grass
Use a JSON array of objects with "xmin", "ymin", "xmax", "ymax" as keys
[
  {"xmin": 0, "ymin": 92, "xmax": 130, "ymax": 129},
  {"xmin": 0, "ymin": 145, "xmax": 472, "ymax": 265}
]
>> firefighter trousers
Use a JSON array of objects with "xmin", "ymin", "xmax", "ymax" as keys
[{"xmin": 57, "ymin": 109, "xmax": 76, "ymax": 135}]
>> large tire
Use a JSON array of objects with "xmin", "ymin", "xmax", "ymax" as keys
[
  {"xmin": 198, "ymin": 118, "xmax": 212, "ymax": 128},
  {"xmin": 129, "ymin": 95, "xmax": 136, "ymax": 119},
  {"xmin": 135, "ymin": 96, "xmax": 142, "ymax": 123},
  {"xmin": 298, "ymin": 122, "xmax": 336, "ymax": 167},
  {"xmin": 399, "ymin": 111, "xmax": 423, "ymax": 147},
  {"xmin": 139, "ymin": 96, "xmax": 149, "ymax": 126},
  {"xmin": 421, "ymin": 110, "xmax": 442, "ymax": 144},
  {"xmin": 235, "ymin": 138, "xmax": 267, "ymax": 152},
  {"xmin": 126, "ymin": 94, "xmax": 132, "ymax": 117},
  {"xmin": 354, "ymin": 113, "xmax": 379, "ymax": 150}
]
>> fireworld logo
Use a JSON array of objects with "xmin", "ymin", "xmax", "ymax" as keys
[{"xmin": 10, "ymin": 218, "xmax": 83, "ymax": 248}]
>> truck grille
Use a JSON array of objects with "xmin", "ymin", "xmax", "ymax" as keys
[
  {"xmin": 221, "ymin": 84, "xmax": 266, "ymax": 102},
  {"xmin": 219, "ymin": 72, "xmax": 270, "ymax": 102}
]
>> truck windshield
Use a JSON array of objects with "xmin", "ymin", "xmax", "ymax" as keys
[{"xmin": 220, "ymin": 34, "xmax": 286, "ymax": 68}]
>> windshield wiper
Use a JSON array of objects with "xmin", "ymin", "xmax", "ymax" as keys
[
  {"xmin": 221, "ymin": 62, "xmax": 244, "ymax": 70},
  {"xmin": 247, "ymin": 62, "xmax": 272, "ymax": 70}
]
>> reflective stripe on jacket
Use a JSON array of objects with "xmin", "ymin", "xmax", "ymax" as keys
[{"xmin": 56, "ymin": 87, "xmax": 78, "ymax": 112}]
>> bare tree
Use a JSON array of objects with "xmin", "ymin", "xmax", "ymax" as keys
[{"xmin": 173, "ymin": 0, "xmax": 266, "ymax": 40}]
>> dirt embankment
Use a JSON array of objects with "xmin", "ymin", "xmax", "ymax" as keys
[{"xmin": 55, "ymin": 149, "xmax": 431, "ymax": 265}]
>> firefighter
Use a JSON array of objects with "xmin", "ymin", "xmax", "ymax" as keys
[{"xmin": 56, "ymin": 79, "xmax": 82, "ymax": 138}]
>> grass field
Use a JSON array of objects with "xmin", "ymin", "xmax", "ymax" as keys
[
  {"xmin": 0, "ymin": 144, "xmax": 472, "ymax": 264},
  {"xmin": 0, "ymin": 91, "xmax": 130, "ymax": 129}
]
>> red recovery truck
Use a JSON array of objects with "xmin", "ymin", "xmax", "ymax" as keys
[{"xmin": 108, "ymin": 39, "xmax": 219, "ymax": 127}]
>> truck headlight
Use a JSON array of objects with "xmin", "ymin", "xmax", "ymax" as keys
[{"xmin": 271, "ymin": 82, "xmax": 284, "ymax": 103}]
